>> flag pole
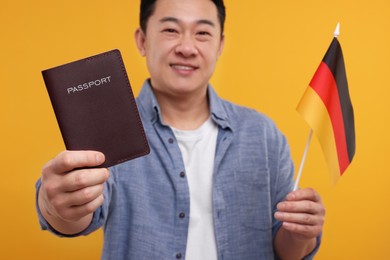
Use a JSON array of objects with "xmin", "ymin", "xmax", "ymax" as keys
[
  {"xmin": 334, "ymin": 22, "xmax": 340, "ymax": 38},
  {"xmin": 293, "ymin": 129, "xmax": 313, "ymax": 191},
  {"xmin": 293, "ymin": 22, "xmax": 340, "ymax": 191}
]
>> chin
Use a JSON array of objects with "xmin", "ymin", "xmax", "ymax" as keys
[{"xmin": 174, "ymin": 84, "xmax": 206, "ymax": 96}]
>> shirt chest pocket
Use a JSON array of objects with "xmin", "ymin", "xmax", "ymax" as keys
[{"xmin": 234, "ymin": 169, "xmax": 272, "ymax": 231}]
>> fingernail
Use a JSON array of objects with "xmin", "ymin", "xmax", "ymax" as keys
[
  {"xmin": 287, "ymin": 193, "xmax": 295, "ymax": 200},
  {"xmin": 96, "ymin": 153, "xmax": 103, "ymax": 164},
  {"xmin": 283, "ymin": 222, "xmax": 292, "ymax": 228},
  {"xmin": 275, "ymin": 212, "xmax": 283, "ymax": 218}
]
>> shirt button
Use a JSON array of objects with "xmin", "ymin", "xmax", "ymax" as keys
[
  {"xmin": 179, "ymin": 171, "xmax": 185, "ymax": 178},
  {"xmin": 179, "ymin": 212, "xmax": 185, "ymax": 218},
  {"xmin": 168, "ymin": 138, "xmax": 174, "ymax": 144},
  {"xmin": 176, "ymin": 253, "xmax": 182, "ymax": 259}
]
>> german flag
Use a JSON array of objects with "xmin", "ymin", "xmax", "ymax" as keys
[{"xmin": 297, "ymin": 37, "xmax": 355, "ymax": 184}]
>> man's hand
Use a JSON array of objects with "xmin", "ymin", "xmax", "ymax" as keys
[
  {"xmin": 275, "ymin": 188, "xmax": 325, "ymax": 240},
  {"xmin": 274, "ymin": 188, "xmax": 325, "ymax": 259},
  {"xmin": 38, "ymin": 150, "xmax": 110, "ymax": 235}
]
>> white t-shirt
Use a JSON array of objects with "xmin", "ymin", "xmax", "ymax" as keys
[{"xmin": 172, "ymin": 117, "xmax": 219, "ymax": 260}]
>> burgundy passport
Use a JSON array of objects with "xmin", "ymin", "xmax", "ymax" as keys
[{"xmin": 42, "ymin": 49, "xmax": 150, "ymax": 168}]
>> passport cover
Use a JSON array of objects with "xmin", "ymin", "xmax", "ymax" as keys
[{"xmin": 42, "ymin": 49, "xmax": 150, "ymax": 168}]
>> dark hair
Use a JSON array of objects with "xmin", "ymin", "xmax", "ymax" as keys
[{"xmin": 140, "ymin": 0, "xmax": 226, "ymax": 35}]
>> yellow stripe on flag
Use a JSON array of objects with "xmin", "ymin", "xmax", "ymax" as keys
[{"xmin": 297, "ymin": 87, "xmax": 341, "ymax": 184}]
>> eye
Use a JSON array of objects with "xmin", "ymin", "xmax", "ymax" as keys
[
  {"xmin": 195, "ymin": 31, "xmax": 212, "ymax": 41},
  {"xmin": 197, "ymin": 31, "xmax": 211, "ymax": 36},
  {"xmin": 162, "ymin": 28, "xmax": 178, "ymax": 34}
]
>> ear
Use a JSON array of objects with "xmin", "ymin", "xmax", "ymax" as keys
[
  {"xmin": 134, "ymin": 28, "xmax": 147, "ymax": 57},
  {"xmin": 217, "ymin": 34, "xmax": 225, "ymax": 58}
]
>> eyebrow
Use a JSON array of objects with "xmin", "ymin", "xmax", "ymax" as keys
[{"xmin": 159, "ymin": 16, "xmax": 216, "ymax": 27}]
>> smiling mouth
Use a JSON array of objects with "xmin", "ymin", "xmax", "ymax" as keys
[{"xmin": 170, "ymin": 64, "xmax": 198, "ymax": 71}]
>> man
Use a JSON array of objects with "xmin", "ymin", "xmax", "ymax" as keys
[{"xmin": 36, "ymin": 0, "xmax": 325, "ymax": 259}]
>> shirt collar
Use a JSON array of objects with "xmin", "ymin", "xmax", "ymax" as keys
[
  {"xmin": 208, "ymin": 85, "xmax": 231, "ymax": 130},
  {"xmin": 137, "ymin": 79, "xmax": 232, "ymax": 130}
]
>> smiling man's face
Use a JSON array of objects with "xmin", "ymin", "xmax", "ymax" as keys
[{"xmin": 135, "ymin": 0, "xmax": 224, "ymax": 98}]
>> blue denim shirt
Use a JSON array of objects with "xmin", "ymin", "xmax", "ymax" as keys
[{"xmin": 36, "ymin": 80, "xmax": 320, "ymax": 259}]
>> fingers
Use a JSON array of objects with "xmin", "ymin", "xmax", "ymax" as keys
[
  {"xmin": 274, "ymin": 210, "xmax": 323, "ymax": 226},
  {"xmin": 276, "ymin": 199, "xmax": 323, "ymax": 215},
  {"xmin": 68, "ymin": 184, "xmax": 105, "ymax": 206},
  {"xmin": 278, "ymin": 188, "xmax": 324, "ymax": 214},
  {"xmin": 274, "ymin": 188, "xmax": 325, "ymax": 240},
  {"xmin": 67, "ymin": 194, "xmax": 105, "ymax": 221},
  {"xmin": 49, "ymin": 183, "xmax": 105, "ymax": 209},
  {"xmin": 62, "ymin": 167, "xmax": 110, "ymax": 192},
  {"xmin": 43, "ymin": 150, "xmax": 105, "ymax": 175},
  {"xmin": 39, "ymin": 150, "xmax": 109, "ymax": 222},
  {"xmin": 285, "ymin": 188, "xmax": 322, "ymax": 203},
  {"xmin": 50, "ymin": 189, "xmax": 105, "ymax": 222},
  {"xmin": 280, "ymin": 221, "xmax": 323, "ymax": 240}
]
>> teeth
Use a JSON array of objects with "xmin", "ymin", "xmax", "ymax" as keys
[{"xmin": 172, "ymin": 65, "xmax": 194, "ymax": 70}]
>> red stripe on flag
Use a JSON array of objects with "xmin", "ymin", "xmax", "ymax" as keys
[{"xmin": 309, "ymin": 62, "xmax": 350, "ymax": 174}]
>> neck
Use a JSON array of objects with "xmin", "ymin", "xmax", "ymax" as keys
[{"xmin": 153, "ymin": 87, "xmax": 210, "ymax": 130}]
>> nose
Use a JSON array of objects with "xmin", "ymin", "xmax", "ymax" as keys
[{"xmin": 175, "ymin": 34, "xmax": 198, "ymax": 57}]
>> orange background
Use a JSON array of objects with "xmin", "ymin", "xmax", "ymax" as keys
[{"xmin": 1, "ymin": 0, "xmax": 389, "ymax": 259}]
